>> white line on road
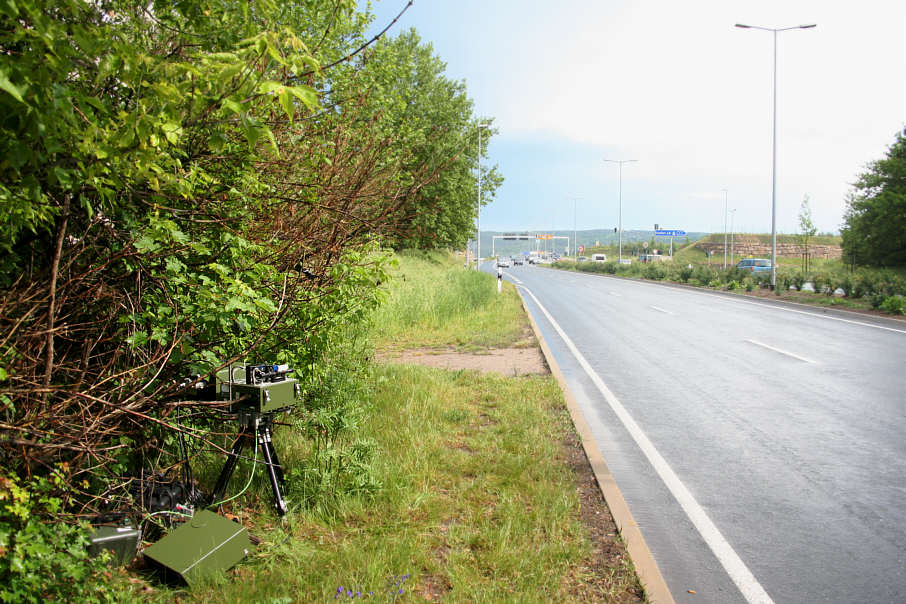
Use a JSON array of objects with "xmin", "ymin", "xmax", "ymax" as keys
[
  {"xmin": 650, "ymin": 305, "xmax": 674, "ymax": 315},
  {"xmin": 508, "ymin": 274, "xmax": 524, "ymax": 285},
  {"xmin": 610, "ymin": 291, "xmax": 621, "ymax": 297},
  {"xmin": 520, "ymin": 284, "xmax": 775, "ymax": 604},
  {"xmin": 745, "ymin": 339, "xmax": 814, "ymax": 363}
]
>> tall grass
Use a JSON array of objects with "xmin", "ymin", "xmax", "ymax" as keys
[{"xmin": 371, "ymin": 250, "xmax": 529, "ymax": 349}]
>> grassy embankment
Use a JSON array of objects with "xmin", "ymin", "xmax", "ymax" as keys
[{"xmin": 133, "ymin": 250, "xmax": 643, "ymax": 602}]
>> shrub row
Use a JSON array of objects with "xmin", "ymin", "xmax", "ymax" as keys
[{"xmin": 554, "ymin": 260, "xmax": 906, "ymax": 313}]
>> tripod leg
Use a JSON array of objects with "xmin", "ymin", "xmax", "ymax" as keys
[
  {"xmin": 257, "ymin": 425, "xmax": 288, "ymax": 516},
  {"xmin": 210, "ymin": 428, "xmax": 249, "ymax": 505}
]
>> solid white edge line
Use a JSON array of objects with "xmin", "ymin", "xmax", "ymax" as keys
[
  {"xmin": 519, "ymin": 284, "xmax": 775, "ymax": 604},
  {"xmin": 649, "ymin": 305, "xmax": 674, "ymax": 315},
  {"xmin": 745, "ymin": 339, "xmax": 814, "ymax": 364}
]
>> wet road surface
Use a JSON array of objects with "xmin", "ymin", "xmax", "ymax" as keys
[{"xmin": 493, "ymin": 263, "xmax": 906, "ymax": 604}]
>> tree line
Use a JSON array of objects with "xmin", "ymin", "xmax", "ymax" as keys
[
  {"xmin": 0, "ymin": 0, "xmax": 499, "ymax": 519},
  {"xmin": 841, "ymin": 131, "xmax": 906, "ymax": 267}
]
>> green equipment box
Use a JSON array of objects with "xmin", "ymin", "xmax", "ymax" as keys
[
  {"xmin": 142, "ymin": 510, "xmax": 251, "ymax": 585},
  {"xmin": 216, "ymin": 365, "xmax": 300, "ymax": 413}
]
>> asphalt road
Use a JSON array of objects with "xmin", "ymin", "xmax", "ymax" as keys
[{"xmin": 490, "ymin": 262, "xmax": 906, "ymax": 604}]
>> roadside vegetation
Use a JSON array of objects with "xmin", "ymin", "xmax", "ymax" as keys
[
  {"xmin": 370, "ymin": 250, "xmax": 527, "ymax": 350},
  {"xmin": 552, "ymin": 255, "xmax": 906, "ymax": 316},
  {"xmin": 90, "ymin": 252, "xmax": 644, "ymax": 601},
  {"xmin": 1, "ymin": 2, "xmax": 510, "ymax": 600}
]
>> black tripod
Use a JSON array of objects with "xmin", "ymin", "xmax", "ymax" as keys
[{"xmin": 211, "ymin": 410, "xmax": 288, "ymax": 516}]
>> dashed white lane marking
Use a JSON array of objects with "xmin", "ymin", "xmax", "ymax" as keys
[
  {"xmin": 745, "ymin": 339, "xmax": 815, "ymax": 364},
  {"xmin": 520, "ymin": 284, "xmax": 775, "ymax": 604},
  {"xmin": 650, "ymin": 305, "xmax": 674, "ymax": 315}
]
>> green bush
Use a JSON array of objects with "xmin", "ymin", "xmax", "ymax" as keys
[
  {"xmin": 880, "ymin": 295, "xmax": 906, "ymax": 315},
  {"xmin": 0, "ymin": 472, "xmax": 113, "ymax": 603},
  {"xmin": 644, "ymin": 263, "xmax": 668, "ymax": 280}
]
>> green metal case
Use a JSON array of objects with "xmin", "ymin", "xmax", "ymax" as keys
[
  {"xmin": 142, "ymin": 510, "xmax": 251, "ymax": 585},
  {"xmin": 216, "ymin": 366, "xmax": 299, "ymax": 412}
]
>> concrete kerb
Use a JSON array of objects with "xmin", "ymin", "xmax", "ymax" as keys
[{"xmin": 519, "ymin": 294, "xmax": 675, "ymax": 604}]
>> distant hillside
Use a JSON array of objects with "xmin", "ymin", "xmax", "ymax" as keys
[
  {"xmin": 696, "ymin": 233, "xmax": 842, "ymax": 246},
  {"xmin": 477, "ymin": 229, "xmax": 709, "ymax": 257}
]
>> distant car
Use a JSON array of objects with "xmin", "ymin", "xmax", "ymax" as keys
[
  {"xmin": 736, "ymin": 258, "xmax": 772, "ymax": 273},
  {"xmin": 497, "ymin": 256, "xmax": 511, "ymax": 268},
  {"xmin": 577, "ymin": 256, "xmax": 588, "ymax": 262},
  {"xmin": 513, "ymin": 256, "xmax": 524, "ymax": 266},
  {"xmin": 592, "ymin": 253, "xmax": 607, "ymax": 262}
]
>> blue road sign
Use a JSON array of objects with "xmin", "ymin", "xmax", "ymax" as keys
[{"xmin": 655, "ymin": 229, "xmax": 686, "ymax": 236}]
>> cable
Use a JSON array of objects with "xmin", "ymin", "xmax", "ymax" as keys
[{"xmin": 208, "ymin": 435, "xmax": 259, "ymax": 509}]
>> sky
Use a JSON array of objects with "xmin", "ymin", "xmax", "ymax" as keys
[{"xmin": 365, "ymin": 0, "xmax": 906, "ymax": 235}]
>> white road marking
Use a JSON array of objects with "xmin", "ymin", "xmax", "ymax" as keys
[
  {"xmin": 508, "ymin": 274, "xmax": 524, "ymax": 285},
  {"xmin": 745, "ymin": 339, "xmax": 814, "ymax": 363},
  {"xmin": 610, "ymin": 291, "xmax": 621, "ymax": 297},
  {"xmin": 650, "ymin": 305, "xmax": 674, "ymax": 315},
  {"xmin": 520, "ymin": 284, "xmax": 775, "ymax": 604}
]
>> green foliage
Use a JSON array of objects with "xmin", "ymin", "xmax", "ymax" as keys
[
  {"xmin": 879, "ymin": 295, "xmax": 906, "ymax": 315},
  {"xmin": 799, "ymin": 194, "xmax": 818, "ymax": 271},
  {"xmin": 333, "ymin": 30, "xmax": 502, "ymax": 249},
  {"xmin": 0, "ymin": 0, "xmax": 494, "ymax": 526},
  {"xmin": 0, "ymin": 472, "xmax": 112, "ymax": 603},
  {"xmin": 285, "ymin": 339, "xmax": 382, "ymax": 517},
  {"xmin": 842, "ymin": 133, "xmax": 906, "ymax": 266}
]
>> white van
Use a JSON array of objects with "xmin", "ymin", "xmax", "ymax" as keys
[{"xmin": 592, "ymin": 253, "xmax": 607, "ymax": 262}]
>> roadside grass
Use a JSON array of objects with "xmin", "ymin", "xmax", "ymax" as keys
[
  {"xmin": 128, "ymin": 250, "xmax": 644, "ymax": 602},
  {"xmin": 176, "ymin": 368, "xmax": 640, "ymax": 602},
  {"xmin": 371, "ymin": 250, "xmax": 529, "ymax": 350}
]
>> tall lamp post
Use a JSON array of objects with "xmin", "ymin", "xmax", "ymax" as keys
[
  {"xmin": 603, "ymin": 159, "xmax": 637, "ymax": 263},
  {"xmin": 722, "ymin": 188, "xmax": 728, "ymax": 269},
  {"xmin": 736, "ymin": 22, "xmax": 816, "ymax": 288},
  {"xmin": 729, "ymin": 208, "xmax": 737, "ymax": 265},
  {"xmin": 569, "ymin": 197, "xmax": 583, "ymax": 258},
  {"xmin": 476, "ymin": 123, "xmax": 489, "ymax": 269}
]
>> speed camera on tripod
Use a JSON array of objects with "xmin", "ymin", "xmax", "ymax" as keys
[{"xmin": 216, "ymin": 363, "xmax": 301, "ymax": 413}]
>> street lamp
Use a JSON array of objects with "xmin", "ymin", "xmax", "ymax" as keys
[
  {"xmin": 603, "ymin": 159, "xmax": 637, "ymax": 263},
  {"xmin": 730, "ymin": 208, "xmax": 737, "ymax": 265},
  {"xmin": 476, "ymin": 122, "xmax": 489, "ymax": 269},
  {"xmin": 736, "ymin": 22, "xmax": 816, "ymax": 288},
  {"xmin": 722, "ymin": 188, "xmax": 728, "ymax": 269},
  {"xmin": 569, "ymin": 197, "xmax": 583, "ymax": 258}
]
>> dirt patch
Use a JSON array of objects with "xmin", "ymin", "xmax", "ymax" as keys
[{"xmin": 375, "ymin": 347, "xmax": 549, "ymax": 376}]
